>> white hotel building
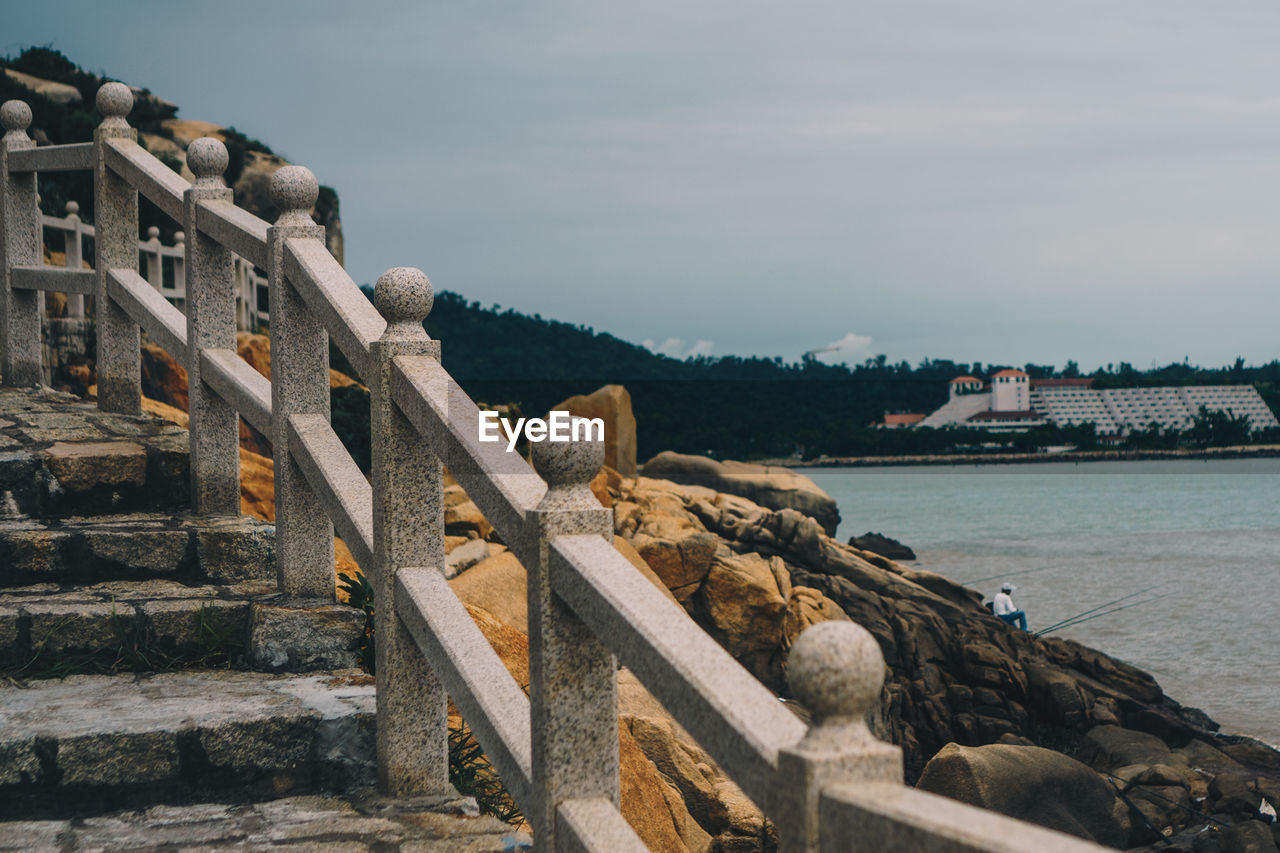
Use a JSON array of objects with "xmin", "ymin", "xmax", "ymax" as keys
[{"xmin": 917, "ymin": 370, "xmax": 1279, "ymax": 435}]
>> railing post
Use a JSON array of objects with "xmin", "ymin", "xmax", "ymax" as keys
[
  {"xmin": 93, "ymin": 82, "xmax": 141, "ymax": 414},
  {"xmin": 0, "ymin": 100, "xmax": 42, "ymax": 386},
  {"xmin": 267, "ymin": 165, "xmax": 333, "ymax": 597},
  {"xmin": 183, "ymin": 138, "xmax": 239, "ymax": 516},
  {"xmin": 527, "ymin": 438, "xmax": 618, "ymax": 851},
  {"xmin": 172, "ymin": 230, "xmax": 186, "ymax": 303},
  {"xmin": 145, "ymin": 226, "xmax": 162, "ymax": 290},
  {"xmin": 776, "ymin": 622, "xmax": 904, "ymax": 853},
  {"xmin": 369, "ymin": 267, "xmax": 453, "ymax": 796},
  {"xmin": 64, "ymin": 201, "xmax": 84, "ymax": 319}
]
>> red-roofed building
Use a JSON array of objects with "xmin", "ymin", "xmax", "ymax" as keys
[
  {"xmin": 991, "ymin": 369, "xmax": 1030, "ymax": 411},
  {"xmin": 881, "ymin": 412, "xmax": 926, "ymax": 428},
  {"xmin": 967, "ymin": 409, "xmax": 1046, "ymax": 431}
]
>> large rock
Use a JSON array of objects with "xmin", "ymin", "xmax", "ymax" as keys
[
  {"xmin": 450, "ymin": 550, "xmax": 529, "ymax": 633},
  {"xmin": 1078, "ymin": 725, "xmax": 1183, "ymax": 772},
  {"xmin": 696, "ymin": 552, "xmax": 788, "ymax": 659},
  {"xmin": 235, "ymin": 332, "xmax": 360, "ymax": 389},
  {"xmin": 916, "ymin": 742, "xmax": 1131, "ymax": 846},
  {"xmin": 641, "ymin": 452, "xmax": 839, "ymax": 536},
  {"xmin": 449, "ymin": 535, "xmax": 679, "ymax": 632},
  {"xmin": 140, "ymin": 342, "xmax": 188, "ymax": 413},
  {"xmin": 461, "ymin": 602, "xmax": 698, "ymax": 852},
  {"xmin": 849, "ymin": 531, "xmax": 916, "ymax": 561},
  {"xmin": 631, "ymin": 516, "xmax": 719, "ymax": 601},
  {"xmin": 239, "ymin": 447, "xmax": 275, "ymax": 521},
  {"xmin": 553, "ymin": 384, "xmax": 638, "ymax": 477}
]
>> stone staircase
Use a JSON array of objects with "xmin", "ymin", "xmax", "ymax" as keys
[{"xmin": 0, "ymin": 387, "xmax": 523, "ymax": 850}]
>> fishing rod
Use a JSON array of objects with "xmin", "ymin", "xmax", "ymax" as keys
[
  {"xmin": 1037, "ymin": 593, "xmax": 1173, "ymax": 637},
  {"xmin": 1033, "ymin": 586, "xmax": 1158, "ymax": 636},
  {"xmin": 959, "ymin": 565, "xmax": 1055, "ymax": 585},
  {"xmin": 1042, "ymin": 593, "xmax": 1173, "ymax": 635}
]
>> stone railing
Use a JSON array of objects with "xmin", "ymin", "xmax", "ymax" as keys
[
  {"xmin": 0, "ymin": 84, "xmax": 1106, "ymax": 852},
  {"xmin": 39, "ymin": 196, "xmax": 269, "ymax": 329}
]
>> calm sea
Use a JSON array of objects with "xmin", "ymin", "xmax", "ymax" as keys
[{"xmin": 805, "ymin": 458, "xmax": 1280, "ymax": 745}]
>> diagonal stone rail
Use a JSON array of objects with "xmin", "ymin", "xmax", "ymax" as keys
[{"xmin": 0, "ymin": 84, "xmax": 1107, "ymax": 852}]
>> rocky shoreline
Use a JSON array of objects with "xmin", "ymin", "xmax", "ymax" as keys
[
  {"xmin": 104, "ymin": 347, "xmax": 1280, "ymax": 851},
  {"xmin": 759, "ymin": 445, "xmax": 1280, "ymax": 469},
  {"xmin": 443, "ymin": 464, "xmax": 1280, "ymax": 851}
]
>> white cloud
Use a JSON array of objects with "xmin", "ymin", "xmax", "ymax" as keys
[
  {"xmin": 685, "ymin": 339, "xmax": 714, "ymax": 358},
  {"xmin": 814, "ymin": 332, "xmax": 874, "ymax": 364},
  {"xmin": 643, "ymin": 337, "xmax": 715, "ymax": 360}
]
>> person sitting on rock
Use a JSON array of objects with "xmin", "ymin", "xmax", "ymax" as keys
[{"xmin": 993, "ymin": 582, "xmax": 1027, "ymax": 630}]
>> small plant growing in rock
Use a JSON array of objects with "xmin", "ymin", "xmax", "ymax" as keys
[{"xmin": 337, "ymin": 570, "xmax": 376, "ymax": 673}]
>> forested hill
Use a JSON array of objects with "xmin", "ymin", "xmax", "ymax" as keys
[
  {"xmin": 414, "ymin": 291, "xmax": 1280, "ymax": 461},
  {"xmin": 421, "ymin": 290, "xmax": 950, "ymax": 460}
]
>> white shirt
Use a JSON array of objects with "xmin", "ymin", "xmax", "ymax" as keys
[{"xmin": 993, "ymin": 592, "xmax": 1016, "ymax": 615}]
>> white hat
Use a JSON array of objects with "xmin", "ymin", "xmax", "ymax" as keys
[{"xmin": 1001, "ymin": 583, "xmax": 1016, "ymax": 592}]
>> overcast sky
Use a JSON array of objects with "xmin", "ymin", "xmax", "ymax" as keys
[{"xmin": 8, "ymin": 1, "xmax": 1280, "ymax": 371}]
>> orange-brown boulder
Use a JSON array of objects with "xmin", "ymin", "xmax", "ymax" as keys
[
  {"xmin": 142, "ymin": 396, "xmax": 188, "ymax": 429},
  {"xmin": 449, "ymin": 551, "xmax": 528, "ymax": 633},
  {"xmin": 236, "ymin": 331, "xmax": 361, "ymax": 388},
  {"xmin": 239, "ymin": 447, "xmax": 275, "ymax": 522},
  {"xmin": 781, "ymin": 586, "xmax": 851, "ymax": 652},
  {"xmin": 553, "ymin": 384, "xmax": 637, "ymax": 477},
  {"xmin": 140, "ymin": 342, "xmax": 189, "ymax": 412},
  {"xmin": 461, "ymin": 602, "xmax": 696, "ymax": 852}
]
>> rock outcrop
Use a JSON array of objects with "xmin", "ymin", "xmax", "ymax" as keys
[
  {"xmin": 916, "ymin": 742, "xmax": 1132, "ymax": 846},
  {"xmin": 597, "ymin": 472, "xmax": 1280, "ymax": 849},
  {"xmin": 640, "ymin": 452, "xmax": 840, "ymax": 536},
  {"xmin": 552, "ymin": 384, "xmax": 638, "ymax": 477},
  {"xmin": 849, "ymin": 531, "xmax": 916, "ymax": 561}
]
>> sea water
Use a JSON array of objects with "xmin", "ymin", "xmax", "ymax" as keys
[{"xmin": 805, "ymin": 458, "xmax": 1280, "ymax": 745}]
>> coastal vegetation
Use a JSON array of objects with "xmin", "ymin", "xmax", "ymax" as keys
[{"xmin": 326, "ymin": 288, "xmax": 1280, "ymax": 462}]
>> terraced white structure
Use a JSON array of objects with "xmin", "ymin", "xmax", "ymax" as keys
[
  {"xmin": 1031, "ymin": 384, "xmax": 1278, "ymax": 435},
  {"xmin": 922, "ymin": 373, "xmax": 1278, "ymax": 436}
]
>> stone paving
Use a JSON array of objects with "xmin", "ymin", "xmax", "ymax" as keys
[
  {"xmin": 0, "ymin": 387, "xmax": 506, "ymax": 848},
  {"xmin": 0, "ymin": 670, "xmax": 378, "ymax": 817},
  {"xmin": 0, "ymin": 792, "xmax": 531, "ymax": 852},
  {"xmin": 0, "ymin": 386, "xmax": 191, "ymax": 518}
]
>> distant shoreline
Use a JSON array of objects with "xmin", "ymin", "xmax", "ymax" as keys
[{"xmin": 758, "ymin": 445, "xmax": 1280, "ymax": 468}]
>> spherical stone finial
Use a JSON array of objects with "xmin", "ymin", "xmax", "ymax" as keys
[
  {"xmin": 96, "ymin": 82, "xmax": 133, "ymax": 123},
  {"xmin": 174, "ymin": 231, "xmax": 185, "ymax": 244},
  {"xmin": 1, "ymin": 100, "xmax": 32, "ymax": 133},
  {"xmin": 66, "ymin": 201, "xmax": 80, "ymax": 215},
  {"xmin": 187, "ymin": 137, "xmax": 229, "ymax": 186},
  {"xmin": 532, "ymin": 434, "xmax": 604, "ymax": 491},
  {"xmin": 375, "ymin": 267, "xmax": 433, "ymax": 336},
  {"xmin": 787, "ymin": 621, "xmax": 885, "ymax": 724},
  {"xmin": 269, "ymin": 165, "xmax": 319, "ymax": 225},
  {"xmin": 147, "ymin": 226, "xmax": 160, "ymax": 240}
]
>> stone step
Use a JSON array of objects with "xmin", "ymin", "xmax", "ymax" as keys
[
  {"xmin": 0, "ymin": 580, "xmax": 366, "ymax": 677},
  {"xmin": 0, "ymin": 792, "xmax": 528, "ymax": 852},
  {"xmin": 0, "ymin": 670, "xmax": 387, "ymax": 821},
  {"xmin": 0, "ymin": 512, "xmax": 274, "ymax": 588},
  {"xmin": 0, "ymin": 579, "xmax": 268, "ymax": 676},
  {"xmin": 0, "ymin": 386, "xmax": 190, "ymax": 518}
]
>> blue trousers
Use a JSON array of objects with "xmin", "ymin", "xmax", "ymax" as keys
[{"xmin": 999, "ymin": 611, "xmax": 1027, "ymax": 630}]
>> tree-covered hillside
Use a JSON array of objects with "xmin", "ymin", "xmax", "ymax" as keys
[{"xmin": 407, "ymin": 291, "xmax": 1280, "ymax": 460}]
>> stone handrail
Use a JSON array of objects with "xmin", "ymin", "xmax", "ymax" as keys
[{"xmin": 0, "ymin": 85, "xmax": 1108, "ymax": 852}]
